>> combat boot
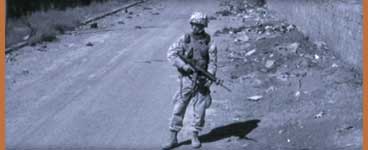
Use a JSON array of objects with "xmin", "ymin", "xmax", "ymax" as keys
[
  {"xmin": 162, "ymin": 131, "xmax": 178, "ymax": 150},
  {"xmin": 191, "ymin": 131, "xmax": 201, "ymax": 149}
]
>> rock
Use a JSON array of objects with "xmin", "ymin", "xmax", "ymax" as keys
[
  {"xmin": 232, "ymin": 117, "xmax": 241, "ymax": 121},
  {"xmin": 277, "ymin": 73, "xmax": 289, "ymax": 81},
  {"xmin": 37, "ymin": 44, "xmax": 48, "ymax": 52},
  {"xmin": 6, "ymin": 54, "xmax": 17, "ymax": 62},
  {"xmin": 278, "ymin": 129, "xmax": 285, "ymax": 134},
  {"xmin": 90, "ymin": 23, "xmax": 98, "ymax": 29},
  {"xmin": 235, "ymin": 34, "xmax": 249, "ymax": 42},
  {"xmin": 216, "ymin": 10, "xmax": 232, "ymax": 16},
  {"xmin": 242, "ymin": 143, "xmax": 249, "ymax": 148},
  {"xmin": 332, "ymin": 63, "xmax": 339, "ymax": 68},
  {"xmin": 37, "ymin": 48, "xmax": 47, "ymax": 52},
  {"xmin": 295, "ymin": 91, "xmax": 301, "ymax": 97},
  {"xmin": 86, "ymin": 42, "xmax": 94, "ymax": 47},
  {"xmin": 256, "ymin": 7, "xmax": 267, "ymax": 14},
  {"xmin": 245, "ymin": 49, "xmax": 257, "ymax": 56},
  {"xmin": 279, "ymin": 26, "xmax": 286, "ymax": 33},
  {"xmin": 265, "ymin": 60, "xmax": 275, "ymax": 68},
  {"xmin": 231, "ymin": 74, "xmax": 239, "ymax": 79},
  {"xmin": 241, "ymin": 43, "xmax": 251, "ymax": 49},
  {"xmin": 242, "ymin": 15, "xmax": 250, "ymax": 19},
  {"xmin": 314, "ymin": 54, "xmax": 320, "ymax": 60},
  {"xmin": 266, "ymin": 86, "xmax": 275, "ymax": 93},
  {"xmin": 240, "ymin": 73, "xmax": 256, "ymax": 80},
  {"xmin": 286, "ymin": 24, "xmax": 296, "ymax": 31},
  {"xmin": 260, "ymin": 68, "xmax": 267, "ymax": 73},
  {"xmin": 23, "ymin": 35, "xmax": 30, "ymax": 40},
  {"xmin": 214, "ymin": 31, "xmax": 222, "ymax": 36},
  {"xmin": 208, "ymin": 16, "xmax": 217, "ymax": 20},
  {"xmin": 240, "ymin": 34, "xmax": 250, "ymax": 42},
  {"xmin": 244, "ymin": 0, "xmax": 266, "ymax": 8},
  {"xmin": 256, "ymin": 36, "xmax": 266, "ymax": 41},
  {"xmin": 229, "ymin": 52, "xmax": 237, "ymax": 58},
  {"xmin": 265, "ymin": 25, "xmax": 273, "ymax": 31},
  {"xmin": 286, "ymin": 42, "xmax": 300, "ymax": 53},
  {"xmin": 135, "ymin": 26, "xmax": 142, "ymax": 29},
  {"xmin": 151, "ymin": 12, "xmax": 160, "ymax": 15},
  {"xmin": 337, "ymin": 126, "xmax": 354, "ymax": 133},
  {"xmin": 248, "ymin": 9, "xmax": 255, "ymax": 13},
  {"xmin": 247, "ymin": 95, "xmax": 263, "ymax": 101},
  {"xmin": 314, "ymin": 41, "xmax": 328, "ymax": 50},
  {"xmin": 67, "ymin": 43, "xmax": 75, "ymax": 48},
  {"xmin": 314, "ymin": 111, "xmax": 325, "ymax": 119},
  {"xmin": 143, "ymin": 7, "xmax": 153, "ymax": 10},
  {"xmin": 22, "ymin": 69, "xmax": 30, "ymax": 75}
]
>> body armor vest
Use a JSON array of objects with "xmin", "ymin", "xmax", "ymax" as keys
[{"xmin": 184, "ymin": 32, "xmax": 210, "ymax": 70}]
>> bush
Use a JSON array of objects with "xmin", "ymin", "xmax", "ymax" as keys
[
  {"xmin": 7, "ymin": 0, "xmax": 110, "ymax": 18},
  {"xmin": 6, "ymin": 0, "xmax": 129, "ymax": 47}
]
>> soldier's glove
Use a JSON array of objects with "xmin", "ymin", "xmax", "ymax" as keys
[{"xmin": 204, "ymin": 80, "xmax": 213, "ymax": 87}]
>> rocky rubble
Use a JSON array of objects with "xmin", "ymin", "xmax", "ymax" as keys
[{"xmin": 209, "ymin": 0, "xmax": 362, "ymax": 149}]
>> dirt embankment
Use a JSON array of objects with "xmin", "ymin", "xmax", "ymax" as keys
[
  {"xmin": 266, "ymin": 0, "xmax": 362, "ymax": 71},
  {"xmin": 203, "ymin": 0, "xmax": 362, "ymax": 149}
]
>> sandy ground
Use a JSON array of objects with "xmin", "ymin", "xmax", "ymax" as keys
[{"xmin": 6, "ymin": 0, "xmax": 362, "ymax": 150}]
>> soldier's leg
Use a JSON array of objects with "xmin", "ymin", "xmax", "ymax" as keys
[
  {"xmin": 169, "ymin": 78, "xmax": 195, "ymax": 132},
  {"xmin": 164, "ymin": 78, "xmax": 195, "ymax": 150},
  {"xmin": 190, "ymin": 86, "xmax": 211, "ymax": 149},
  {"xmin": 191, "ymin": 86, "xmax": 211, "ymax": 132}
]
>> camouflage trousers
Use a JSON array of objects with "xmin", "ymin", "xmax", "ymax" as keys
[{"xmin": 169, "ymin": 76, "xmax": 212, "ymax": 132}]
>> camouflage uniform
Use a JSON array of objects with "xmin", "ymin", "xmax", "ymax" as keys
[{"xmin": 167, "ymin": 31, "xmax": 217, "ymax": 132}]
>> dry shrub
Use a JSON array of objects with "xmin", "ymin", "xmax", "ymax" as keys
[{"xmin": 6, "ymin": 0, "xmax": 128, "ymax": 47}]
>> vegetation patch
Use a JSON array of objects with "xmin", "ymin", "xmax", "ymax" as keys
[{"xmin": 6, "ymin": 0, "xmax": 129, "ymax": 47}]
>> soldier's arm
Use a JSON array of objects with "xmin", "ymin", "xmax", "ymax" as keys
[
  {"xmin": 167, "ymin": 35, "xmax": 187, "ymax": 69},
  {"xmin": 207, "ymin": 41, "xmax": 218, "ymax": 76}
]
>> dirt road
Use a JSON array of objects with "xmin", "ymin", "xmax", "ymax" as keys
[
  {"xmin": 6, "ymin": 0, "xmax": 223, "ymax": 149},
  {"xmin": 6, "ymin": 0, "xmax": 362, "ymax": 150}
]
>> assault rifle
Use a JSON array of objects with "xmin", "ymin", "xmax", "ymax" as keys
[{"xmin": 177, "ymin": 53, "xmax": 232, "ymax": 92}]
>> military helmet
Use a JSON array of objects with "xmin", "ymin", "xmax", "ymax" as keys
[{"xmin": 189, "ymin": 12, "xmax": 208, "ymax": 27}]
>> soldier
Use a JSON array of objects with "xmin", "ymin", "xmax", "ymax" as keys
[{"xmin": 163, "ymin": 11, "xmax": 217, "ymax": 149}]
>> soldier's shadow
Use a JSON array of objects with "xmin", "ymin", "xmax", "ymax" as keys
[{"xmin": 175, "ymin": 119, "xmax": 260, "ymax": 148}]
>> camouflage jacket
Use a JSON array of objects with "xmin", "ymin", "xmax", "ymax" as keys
[{"xmin": 167, "ymin": 32, "xmax": 217, "ymax": 76}]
